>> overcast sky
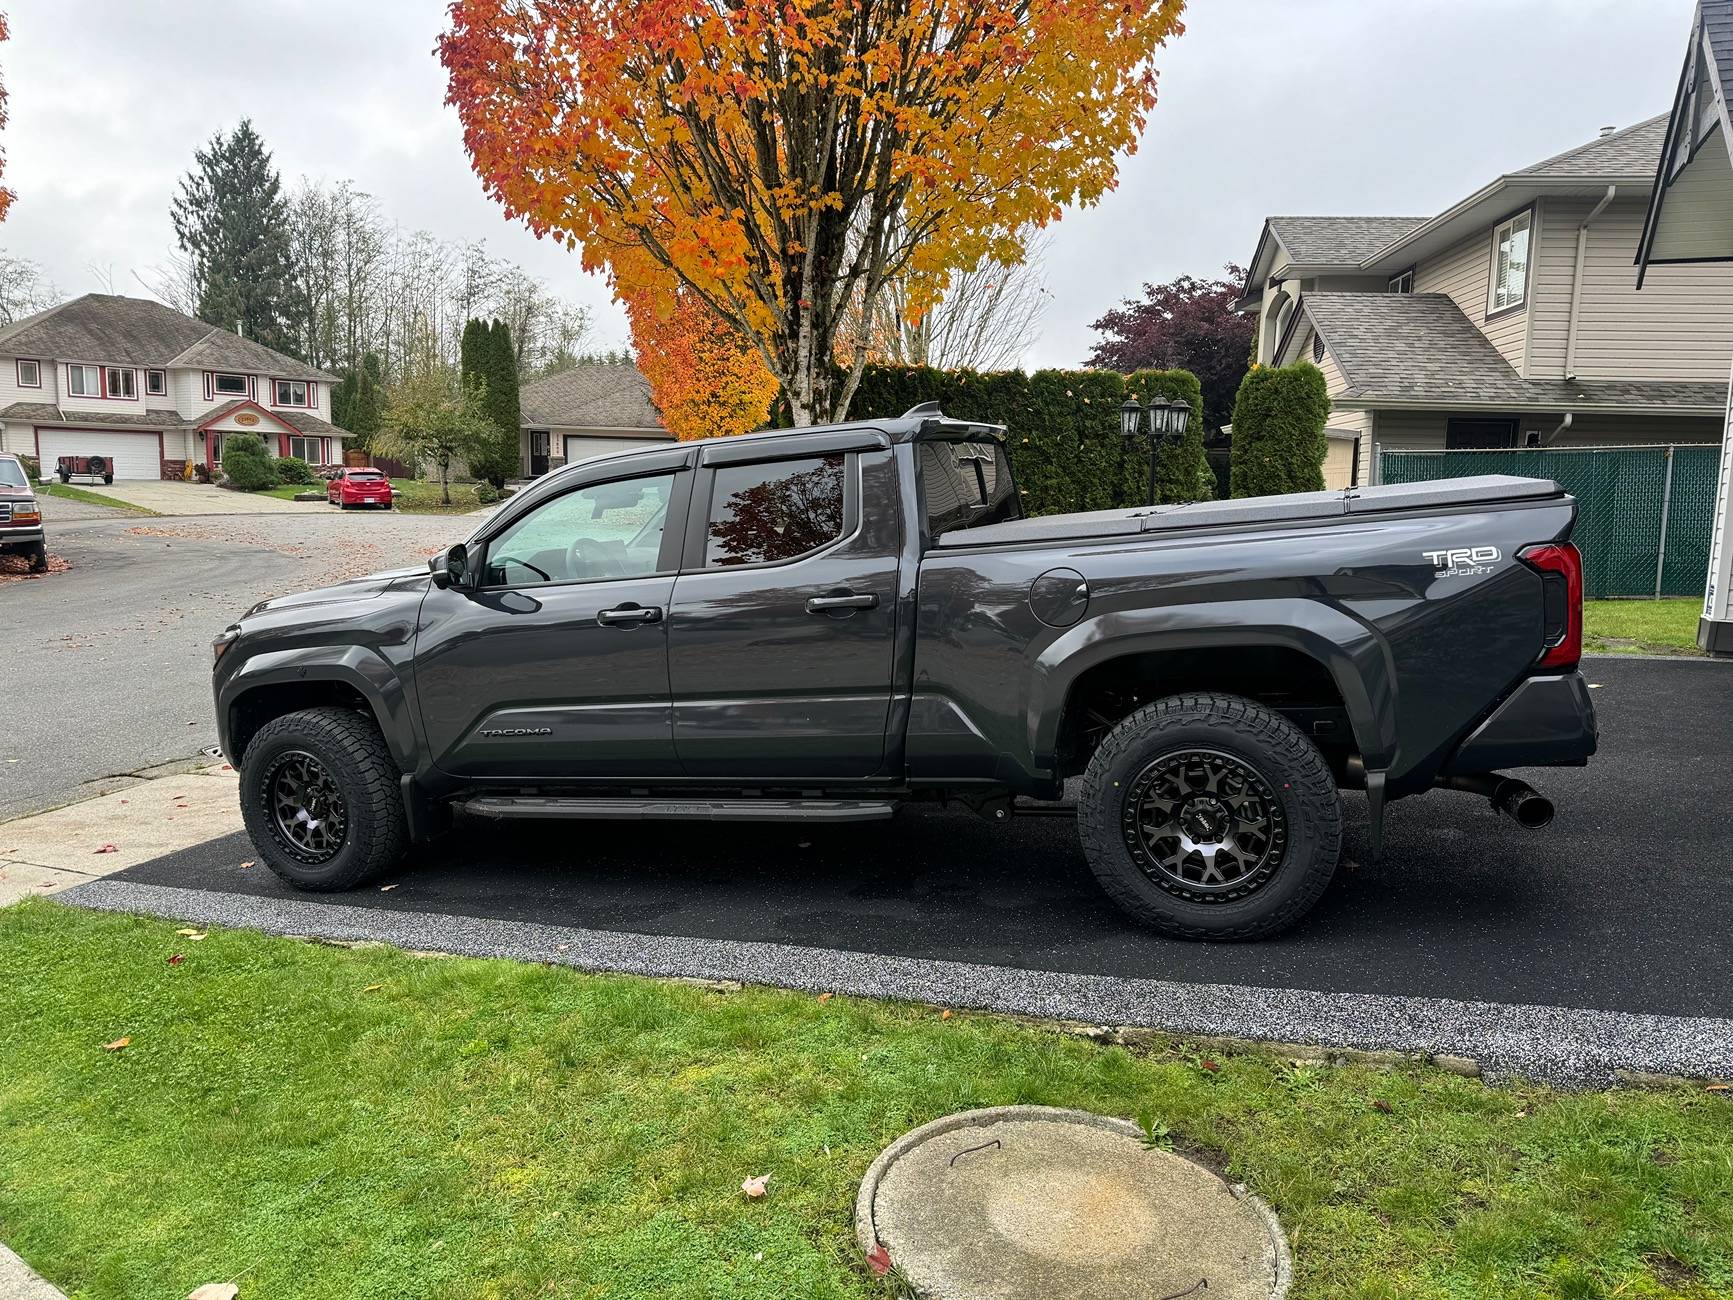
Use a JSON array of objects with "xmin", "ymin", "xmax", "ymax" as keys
[{"xmin": 0, "ymin": 0, "xmax": 1697, "ymax": 368}]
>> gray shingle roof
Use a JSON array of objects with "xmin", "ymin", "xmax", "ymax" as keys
[
  {"xmin": 1266, "ymin": 216, "xmax": 1430, "ymax": 266},
  {"xmin": 1303, "ymin": 293, "xmax": 1723, "ymax": 411},
  {"xmin": 0, "ymin": 400, "xmax": 185, "ymax": 428},
  {"xmin": 1709, "ymin": 1, "xmax": 1733, "ymax": 117},
  {"xmin": 1516, "ymin": 114, "xmax": 1668, "ymax": 178},
  {"xmin": 519, "ymin": 362, "xmax": 666, "ymax": 431},
  {"xmin": 0, "ymin": 293, "xmax": 335, "ymax": 381}
]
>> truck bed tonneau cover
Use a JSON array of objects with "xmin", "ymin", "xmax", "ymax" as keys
[{"xmin": 932, "ymin": 475, "xmax": 1565, "ymax": 548}]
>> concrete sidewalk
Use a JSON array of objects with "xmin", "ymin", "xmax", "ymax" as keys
[{"xmin": 0, "ymin": 764, "xmax": 241, "ymax": 905}]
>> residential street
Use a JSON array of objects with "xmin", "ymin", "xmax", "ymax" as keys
[{"xmin": 0, "ymin": 498, "xmax": 462, "ymax": 817}]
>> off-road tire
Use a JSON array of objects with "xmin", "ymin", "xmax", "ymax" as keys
[
  {"xmin": 1078, "ymin": 693, "xmax": 1342, "ymax": 941},
  {"xmin": 240, "ymin": 706, "xmax": 407, "ymax": 891}
]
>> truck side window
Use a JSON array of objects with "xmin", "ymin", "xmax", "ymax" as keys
[
  {"xmin": 919, "ymin": 439, "xmax": 1021, "ymax": 539},
  {"xmin": 705, "ymin": 454, "xmax": 845, "ymax": 567},
  {"xmin": 483, "ymin": 473, "xmax": 673, "ymax": 587}
]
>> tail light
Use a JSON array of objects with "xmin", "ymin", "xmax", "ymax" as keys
[{"xmin": 1519, "ymin": 542, "xmax": 1582, "ymax": 671}]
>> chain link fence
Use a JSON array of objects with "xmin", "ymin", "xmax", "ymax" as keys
[{"xmin": 1379, "ymin": 445, "xmax": 1719, "ymax": 599}]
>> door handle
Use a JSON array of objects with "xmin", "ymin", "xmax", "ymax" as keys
[
  {"xmin": 805, "ymin": 592, "xmax": 879, "ymax": 614},
  {"xmin": 597, "ymin": 604, "xmax": 662, "ymax": 626}
]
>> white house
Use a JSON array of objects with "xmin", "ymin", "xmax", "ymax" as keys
[
  {"xmin": 0, "ymin": 293, "xmax": 349, "ymax": 480},
  {"xmin": 517, "ymin": 361, "xmax": 673, "ymax": 478}
]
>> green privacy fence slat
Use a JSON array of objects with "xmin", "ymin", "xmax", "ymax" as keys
[{"xmin": 1379, "ymin": 446, "xmax": 1719, "ymax": 599}]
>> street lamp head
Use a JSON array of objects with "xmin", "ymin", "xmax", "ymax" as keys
[
  {"xmin": 1120, "ymin": 397, "xmax": 1144, "ymax": 438},
  {"xmin": 1166, "ymin": 398, "xmax": 1192, "ymax": 438}
]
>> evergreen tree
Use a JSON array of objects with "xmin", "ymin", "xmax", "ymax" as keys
[
  {"xmin": 486, "ymin": 319, "xmax": 521, "ymax": 442},
  {"xmin": 171, "ymin": 120, "xmax": 299, "ymax": 354},
  {"xmin": 347, "ymin": 353, "xmax": 384, "ymax": 451},
  {"xmin": 458, "ymin": 317, "xmax": 519, "ymax": 485}
]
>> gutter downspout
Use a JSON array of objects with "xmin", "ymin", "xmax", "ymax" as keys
[
  {"xmin": 1540, "ymin": 412, "xmax": 1573, "ymax": 447},
  {"xmin": 1564, "ymin": 186, "xmax": 1617, "ymax": 381}
]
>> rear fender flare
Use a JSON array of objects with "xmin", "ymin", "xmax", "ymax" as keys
[
  {"xmin": 1031, "ymin": 598, "xmax": 1396, "ymax": 771},
  {"xmin": 220, "ymin": 645, "xmax": 416, "ymax": 772}
]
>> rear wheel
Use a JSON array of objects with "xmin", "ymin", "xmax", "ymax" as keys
[
  {"xmin": 239, "ymin": 706, "xmax": 408, "ymax": 891},
  {"xmin": 1077, "ymin": 693, "xmax": 1342, "ymax": 941}
]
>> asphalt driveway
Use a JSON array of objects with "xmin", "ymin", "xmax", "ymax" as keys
[{"xmin": 68, "ymin": 656, "xmax": 1733, "ymax": 1083}]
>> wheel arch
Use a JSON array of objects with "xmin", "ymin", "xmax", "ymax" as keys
[
  {"xmin": 1034, "ymin": 601, "xmax": 1395, "ymax": 779},
  {"xmin": 220, "ymin": 647, "xmax": 415, "ymax": 772}
]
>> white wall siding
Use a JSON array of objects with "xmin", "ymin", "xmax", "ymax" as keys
[
  {"xmin": 0, "ymin": 355, "xmax": 59, "ymax": 408},
  {"xmin": 1413, "ymin": 221, "xmax": 1528, "ymax": 373}
]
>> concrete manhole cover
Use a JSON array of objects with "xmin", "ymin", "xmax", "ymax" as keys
[{"xmin": 856, "ymin": 1106, "xmax": 1290, "ymax": 1300}]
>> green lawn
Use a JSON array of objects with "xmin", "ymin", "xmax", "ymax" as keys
[
  {"xmin": 387, "ymin": 478, "xmax": 494, "ymax": 515},
  {"xmin": 2, "ymin": 903, "xmax": 1730, "ymax": 1300},
  {"xmin": 41, "ymin": 483, "xmax": 159, "ymax": 516},
  {"xmin": 1584, "ymin": 598, "xmax": 1702, "ymax": 656}
]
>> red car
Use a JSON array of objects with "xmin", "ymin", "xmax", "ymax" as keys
[{"xmin": 327, "ymin": 468, "xmax": 394, "ymax": 510}]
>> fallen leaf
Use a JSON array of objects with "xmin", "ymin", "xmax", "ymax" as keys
[
  {"xmin": 741, "ymin": 1173, "xmax": 770, "ymax": 1198},
  {"xmin": 119, "ymin": 799, "xmax": 129, "ymax": 805},
  {"xmin": 817, "ymin": 992, "xmax": 833, "ymax": 1004},
  {"xmin": 1372, "ymin": 1099, "xmax": 1393, "ymax": 1113},
  {"xmin": 940, "ymin": 1009, "xmax": 953, "ymax": 1020},
  {"xmin": 380, "ymin": 884, "xmax": 398, "ymax": 892},
  {"xmin": 1707, "ymin": 1084, "xmax": 1730, "ymax": 1093},
  {"xmin": 94, "ymin": 843, "xmax": 119, "ymax": 854},
  {"xmin": 102, "ymin": 1036, "xmax": 131, "ymax": 1051},
  {"xmin": 183, "ymin": 932, "xmax": 207, "ymax": 941},
  {"xmin": 865, "ymin": 1243, "xmax": 893, "ymax": 1276},
  {"xmin": 362, "ymin": 984, "xmax": 383, "ymax": 993},
  {"xmin": 175, "ymin": 927, "xmax": 201, "ymax": 936},
  {"xmin": 1200, "ymin": 1059, "xmax": 1220, "ymax": 1073},
  {"xmin": 238, "ymin": 861, "xmax": 254, "ymax": 869},
  {"xmin": 167, "ymin": 954, "xmax": 185, "ymax": 966},
  {"xmin": 221, "ymin": 764, "xmax": 233, "ymax": 771},
  {"xmin": 186, "ymin": 1284, "xmax": 239, "ymax": 1300}
]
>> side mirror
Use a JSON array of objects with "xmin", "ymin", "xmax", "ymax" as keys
[{"xmin": 429, "ymin": 542, "xmax": 471, "ymax": 589}]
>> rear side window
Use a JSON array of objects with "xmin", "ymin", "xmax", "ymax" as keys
[
  {"xmin": 705, "ymin": 454, "xmax": 845, "ymax": 567},
  {"xmin": 919, "ymin": 439, "xmax": 1020, "ymax": 539}
]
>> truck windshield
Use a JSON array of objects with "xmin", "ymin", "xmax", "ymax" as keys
[
  {"xmin": 918, "ymin": 439, "xmax": 1021, "ymax": 540},
  {"xmin": 0, "ymin": 460, "xmax": 27, "ymax": 489}
]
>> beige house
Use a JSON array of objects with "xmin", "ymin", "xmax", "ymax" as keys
[
  {"xmin": 517, "ymin": 361, "xmax": 673, "ymax": 478},
  {"xmin": 1237, "ymin": 117, "xmax": 1733, "ymax": 487},
  {"xmin": 0, "ymin": 294, "xmax": 348, "ymax": 479}
]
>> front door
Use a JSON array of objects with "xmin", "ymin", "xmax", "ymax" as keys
[
  {"xmin": 529, "ymin": 430, "xmax": 550, "ymax": 478},
  {"xmin": 414, "ymin": 461, "xmax": 689, "ymax": 779},
  {"xmin": 666, "ymin": 443, "xmax": 902, "ymax": 779}
]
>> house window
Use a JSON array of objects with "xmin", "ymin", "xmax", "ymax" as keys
[
  {"xmin": 146, "ymin": 369, "xmax": 167, "ymax": 397},
  {"xmin": 1388, "ymin": 269, "xmax": 1414, "ymax": 294},
  {"xmin": 105, "ymin": 367, "xmax": 136, "ymax": 399},
  {"xmin": 274, "ymin": 379, "xmax": 309, "ymax": 407},
  {"xmin": 67, "ymin": 364, "xmax": 101, "ymax": 397},
  {"xmin": 1445, "ymin": 417, "xmax": 1519, "ymax": 450},
  {"xmin": 15, "ymin": 359, "xmax": 40, "ymax": 388},
  {"xmin": 1489, "ymin": 211, "xmax": 1532, "ymax": 314},
  {"xmin": 287, "ymin": 435, "xmax": 325, "ymax": 463},
  {"xmin": 213, "ymin": 372, "xmax": 248, "ymax": 396}
]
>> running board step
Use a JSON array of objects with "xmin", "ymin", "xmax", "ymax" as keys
[{"xmin": 459, "ymin": 795, "xmax": 898, "ymax": 824}]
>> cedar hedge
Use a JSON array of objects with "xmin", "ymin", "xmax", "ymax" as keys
[
  {"xmin": 1228, "ymin": 361, "xmax": 1330, "ymax": 499},
  {"xmin": 846, "ymin": 364, "xmax": 1209, "ymax": 517}
]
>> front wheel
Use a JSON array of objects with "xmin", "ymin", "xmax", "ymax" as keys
[
  {"xmin": 25, "ymin": 541, "xmax": 47, "ymax": 573},
  {"xmin": 239, "ymin": 706, "xmax": 408, "ymax": 891},
  {"xmin": 1077, "ymin": 693, "xmax": 1342, "ymax": 941}
]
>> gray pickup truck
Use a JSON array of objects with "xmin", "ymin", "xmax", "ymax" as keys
[{"xmin": 213, "ymin": 406, "xmax": 1596, "ymax": 939}]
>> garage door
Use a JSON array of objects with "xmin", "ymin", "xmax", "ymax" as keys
[
  {"xmin": 36, "ymin": 430, "xmax": 161, "ymax": 481},
  {"xmin": 1322, "ymin": 435, "xmax": 1358, "ymax": 491},
  {"xmin": 564, "ymin": 435, "xmax": 669, "ymax": 466}
]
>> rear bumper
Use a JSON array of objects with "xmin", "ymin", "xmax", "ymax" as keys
[{"xmin": 1444, "ymin": 672, "xmax": 1598, "ymax": 773}]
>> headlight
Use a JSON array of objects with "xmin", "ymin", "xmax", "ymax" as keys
[
  {"xmin": 12, "ymin": 505, "xmax": 39, "ymax": 523},
  {"xmin": 212, "ymin": 627, "xmax": 240, "ymax": 665}
]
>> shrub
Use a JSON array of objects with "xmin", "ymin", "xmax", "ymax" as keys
[
  {"xmin": 1228, "ymin": 361, "xmax": 1330, "ymax": 498},
  {"xmin": 192, "ymin": 462, "xmax": 212, "ymax": 484},
  {"xmin": 220, "ymin": 433, "xmax": 276, "ymax": 492},
  {"xmin": 274, "ymin": 455, "xmax": 315, "ymax": 485},
  {"xmin": 16, "ymin": 453, "xmax": 39, "ymax": 481},
  {"xmin": 473, "ymin": 481, "xmax": 501, "ymax": 504},
  {"xmin": 1124, "ymin": 368, "xmax": 1208, "ymax": 504}
]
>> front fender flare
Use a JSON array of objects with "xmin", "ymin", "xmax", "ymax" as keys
[
  {"xmin": 218, "ymin": 644, "xmax": 417, "ymax": 772},
  {"xmin": 1029, "ymin": 598, "xmax": 1396, "ymax": 772}
]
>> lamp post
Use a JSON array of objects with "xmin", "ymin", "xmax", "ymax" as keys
[{"xmin": 1120, "ymin": 396, "xmax": 1193, "ymax": 506}]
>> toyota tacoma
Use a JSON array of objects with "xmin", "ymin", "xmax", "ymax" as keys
[{"xmin": 213, "ymin": 406, "xmax": 1596, "ymax": 939}]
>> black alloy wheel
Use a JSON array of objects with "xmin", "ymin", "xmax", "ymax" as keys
[
  {"xmin": 1123, "ymin": 749, "xmax": 1287, "ymax": 903},
  {"xmin": 264, "ymin": 749, "xmax": 349, "ymax": 863}
]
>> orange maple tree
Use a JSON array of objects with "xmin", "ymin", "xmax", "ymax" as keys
[
  {"xmin": 620, "ymin": 273, "xmax": 780, "ymax": 441},
  {"xmin": 0, "ymin": 13, "xmax": 14, "ymax": 223},
  {"xmin": 440, "ymin": 0, "xmax": 1187, "ymax": 426}
]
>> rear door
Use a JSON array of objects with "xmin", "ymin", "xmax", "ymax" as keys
[{"xmin": 667, "ymin": 432, "xmax": 903, "ymax": 779}]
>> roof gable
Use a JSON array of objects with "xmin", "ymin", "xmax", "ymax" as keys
[
  {"xmin": 1637, "ymin": 1, "xmax": 1733, "ymax": 283},
  {"xmin": 519, "ymin": 362, "xmax": 666, "ymax": 431},
  {"xmin": 0, "ymin": 293, "xmax": 335, "ymax": 381}
]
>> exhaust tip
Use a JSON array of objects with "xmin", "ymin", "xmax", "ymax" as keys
[{"xmin": 1492, "ymin": 780, "xmax": 1554, "ymax": 829}]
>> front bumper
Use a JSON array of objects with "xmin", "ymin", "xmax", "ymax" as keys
[
  {"xmin": 0, "ymin": 527, "xmax": 45, "ymax": 545},
  {"xmin": 1444, "ymin": 672, "xmax": 1598, "ymax": 773}
]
